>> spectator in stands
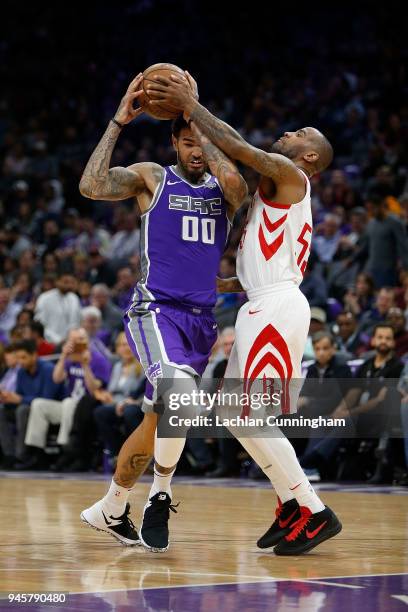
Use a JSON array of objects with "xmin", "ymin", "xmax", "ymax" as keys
[
  {"xmin": 3, "ymin": 220, "xmax": 32, "ymax": 260},
  {"xmin": 34, "ymin": 273, "xmax": 81, "ymax": 344},
  {"xmin": 10, "ymin": 272, "xmax": 33, "ymax": 306},
  {"xmin": 75, "ymin": 217, "xmax": 111, "ymax": 258},
  {"xmin": 313, "ymin": 213, "xmax": 342, "ymax": 263},
  {"xmin": 386, "ymin": 307, "xmax": 408, "ymax": 358},
  {"xmin": 299, "ymin": 332, "xmax": 353, "ymax": 479},
  {"xmin": 112, "ymin": 266, "xmax": 136, "ymax": 310},
  {"xmin": 207, "ymin": 327, "xmax": 241, "ymax": 478},
  {"xmin": 22, "ymin": 321, "xmax": 56, "ymax": 356},
  {"xmin": 300, "ymin": 251, "xmax": 328, "ymax": 308},
  {"xmin": 397, "ymin": 363, "xmax": 408, "ymax": 485},
  {"xmin": 334, "ymin": 311, "xmax": 364, "ymax": 357},
  {"xmin": 56, "ymin": 325, "xmax": 113, "ymax": 471},
  {"xmin": 81, "ymin": 306, "xmax": 114, "ymax": 360},
  {"xmin": 87, "ymin": 244, "xmax": 116, "ymax": 286},
  {"xmin": 343, "ymin": 273, "xmax": 375, "ymax": 319},
  {"xmin": 0, "ymin": 345, "xmax": 19, "ymax": 396},
  {"xmin": 302, "ymin": 324, "xmax": 403, "ymax": 482},
  {"xmin": 0, "ymin": 288, "xmax": 22, "ymax": 339},
  {"xmin": 107, "ymin": 211, "xmax": 140, "ymax": 264},
  {"xmin": 358, "ymin": 287, "xmax": 395, "ymax": 341},
  {"xmin": 0, "ymin": 340, "xmax": 63, "ymax": 467},
  {"xmin": 16, "ymin": 308, "xmax": 34, "ymax": 327},
  {"xmin": 90, "ymin": 284, "xmax": 123, "ymax": 338},
  {"xmin": 93, "ymin": 332, "xmax": 145, "ymax": 467},
  {"xmin": 20, "ymin": 328, "xmax": 105, "ymax": 470},
  {"xmin": 355, "ymin": 195, "xmax": 408, "ymax": 287},
  {"xmin": 303, "ymin": 307, "xmax": 328, "ymax": 360}
]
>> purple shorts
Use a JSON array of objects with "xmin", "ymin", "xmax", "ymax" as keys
[{"xmin": 124, "ymin": 302, "xmax": 218, "ymax": 407}]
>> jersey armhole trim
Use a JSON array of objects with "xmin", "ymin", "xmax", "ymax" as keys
[
  {"xmin": 258, "ymin": 187, "xmax": 291, "ymax": 209},
  {"xmin": 139, "ymin": 167, "xmax": 166, "ymax": 217}
]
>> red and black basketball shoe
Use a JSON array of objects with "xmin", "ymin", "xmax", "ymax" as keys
[
  {"xmin": 274, "ymin": 505, "xmax": 342, "ymax": 555},
  {"xmin": 257, "ymin": 498, "xmax": 301, "ymax": 549}
]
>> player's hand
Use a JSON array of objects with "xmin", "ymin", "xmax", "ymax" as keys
[
  {"xmin": 114, "ymin": 74, "xmax": 145, "ymax": 125},
  {"xmin": 185, "ymin": 71, "xmax": 199, "ymax": 100},
  {"xmin": 146, "ymin": 73, "xmax": 195, "ymax": 112}
]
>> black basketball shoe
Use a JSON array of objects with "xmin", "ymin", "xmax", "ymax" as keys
[
  {"xmin": 81, "ymin": 501, "xmax": 140, "ymax": 546},
  {"xmin": 139, "ymin": 492, "xmax": 179, "ymax": 553},
  {"xmin": 257, "ymin": 498, "xmax": 301, "ymax": 549},
  {"xmin": 274, "ymin": 505, "xmax": 342, "ymax": 555}
]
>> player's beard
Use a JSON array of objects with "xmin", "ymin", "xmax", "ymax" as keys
[
  {"xmin": 271, "ymin": 140, "xmax": 298, "ymax": 160},
  {"xmin": 177, "ymin": 154, "xmax": 206, "ymax": 184}
]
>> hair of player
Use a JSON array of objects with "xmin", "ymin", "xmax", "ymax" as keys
[
  {"xmin": 171, "ymin": 115, "xmax": 190, "ymax": 138},
  {"xmin": 14, "ymin": 339, "xmax": 37, "ymax": 354},
  {"xmin": 312, "ymin": 131, "xmax": 334, "ymax": 173}
]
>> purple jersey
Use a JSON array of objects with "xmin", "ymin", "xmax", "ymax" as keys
[
  {"xmin": 135, "ymin": 165, "xmax": 230, "ymax": 309},
  {"xmin": 65, "ymin": 350, "xmax": 112, "ymax": 399}
]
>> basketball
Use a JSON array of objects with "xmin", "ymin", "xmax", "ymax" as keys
[{"xmin": 140, "ymin": 63, "xmax": 184, "ymax": 120}]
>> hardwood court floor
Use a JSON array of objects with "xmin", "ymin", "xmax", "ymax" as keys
[{"xmin": 0, "ymin": 476, "xmax": 407, "ymax": 595}]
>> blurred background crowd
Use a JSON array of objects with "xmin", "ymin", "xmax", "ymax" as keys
[{"xmin": 0, "ymin": 2, "xmax": 407, "ymax": 484}]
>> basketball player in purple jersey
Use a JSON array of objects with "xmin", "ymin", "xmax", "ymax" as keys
[{"xmin": 79, "ymin": 74, "xmax": 247, "ymax": 546}]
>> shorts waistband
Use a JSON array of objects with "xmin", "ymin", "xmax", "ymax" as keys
[
  {"xmin": 148, "ymin": 302, "xmax": 214, "ymax": 316},
  {"xmin": 247, "ymin": 281, "xmax": 299, "ymax": 300}
]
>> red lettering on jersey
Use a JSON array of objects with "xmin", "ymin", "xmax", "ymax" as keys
[{"xmin": 296, "ymin": 223, "xmax": 312, "ymax": 275}]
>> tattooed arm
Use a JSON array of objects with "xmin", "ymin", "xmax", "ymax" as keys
[
  {"xmin": 145, "ymin": 74, "xmax": 302, "ymax": 186},
  {"xmin": 79, "ymin": 121, "xmax": 146, "ymax": 200},
  {"xmin": 190, "ymin": 122, "xmax": 248, "ymax": 215},
  {"xmin": 79, "ymin": 73, "xmax": 163, "ymax": 204}
]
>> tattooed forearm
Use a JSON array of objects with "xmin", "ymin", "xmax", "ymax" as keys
[
  {"xmin": 114, "ymin": 452, "xmax": 152, "ymax": 488},
  {"xmin": 197, "ymin": 135, "xmax": 247, "ymax": 209},
  {"xmin": 79, "ymin": 121, "xmax": 142, "ymax": 200},
  {"xmin": 189, "ymin": 102, "xmax": 289, "ymax": 181}
]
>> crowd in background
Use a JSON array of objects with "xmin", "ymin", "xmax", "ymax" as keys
[{"xmin": 0, "ymin": 2, "xmax": 407, "ymax": 484}]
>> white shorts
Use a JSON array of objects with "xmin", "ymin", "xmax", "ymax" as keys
[{"xmin": 224, "ymin": 282, "xmax": 310, "ymax": 415}]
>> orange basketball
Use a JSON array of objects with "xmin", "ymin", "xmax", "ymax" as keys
[{"xmin": 139, "ymin": 63, "xmax": 184, "ymax": 120}]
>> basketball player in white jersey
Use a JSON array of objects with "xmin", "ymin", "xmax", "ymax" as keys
[{"xmin": 142, "ymin": 74, "xmax": 342, "ymax": 556}]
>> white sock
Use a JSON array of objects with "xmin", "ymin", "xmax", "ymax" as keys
[
  {"xmin": 237, "ymin": 436, "xmax": 294, "ymax": 503},
  {"xmin": 263, "ymin": 463, "xmax": 295, "ymax": 504},
  {"xmin": 289, "ymin": 478, "xmax": 325, "ymax": 514},
  {"xmin": 149, "ymin": 466, "xmax": 176, "ymax": 499},
  {"xmin": 101, "ymin": 479, "xmax": 132, "ymax": 516}
]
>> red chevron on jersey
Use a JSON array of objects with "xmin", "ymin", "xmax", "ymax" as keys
[
  {"xmin": 242, "ymin": 323, "xmax": 293, "ymax": 416},
  {"xmin": 258, "ymin": 207, "xmax": 287, "ymax": 261}
]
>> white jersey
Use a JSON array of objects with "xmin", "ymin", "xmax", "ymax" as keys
[{"xmin": 237, "ymin": 169, "xmax": 312, "ymax": 291}]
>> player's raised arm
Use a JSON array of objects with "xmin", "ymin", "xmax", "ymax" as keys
[
  {"xmin": 145, "ymin": 74, "xmax": 300, "ymax": 185},
  {"xmin": 79, "ymin": 74, "xmax": 153, "ymax": 201},
  {"xmin": 190, "ymin": 122, "xmax": 248, "ymax": 214}
]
